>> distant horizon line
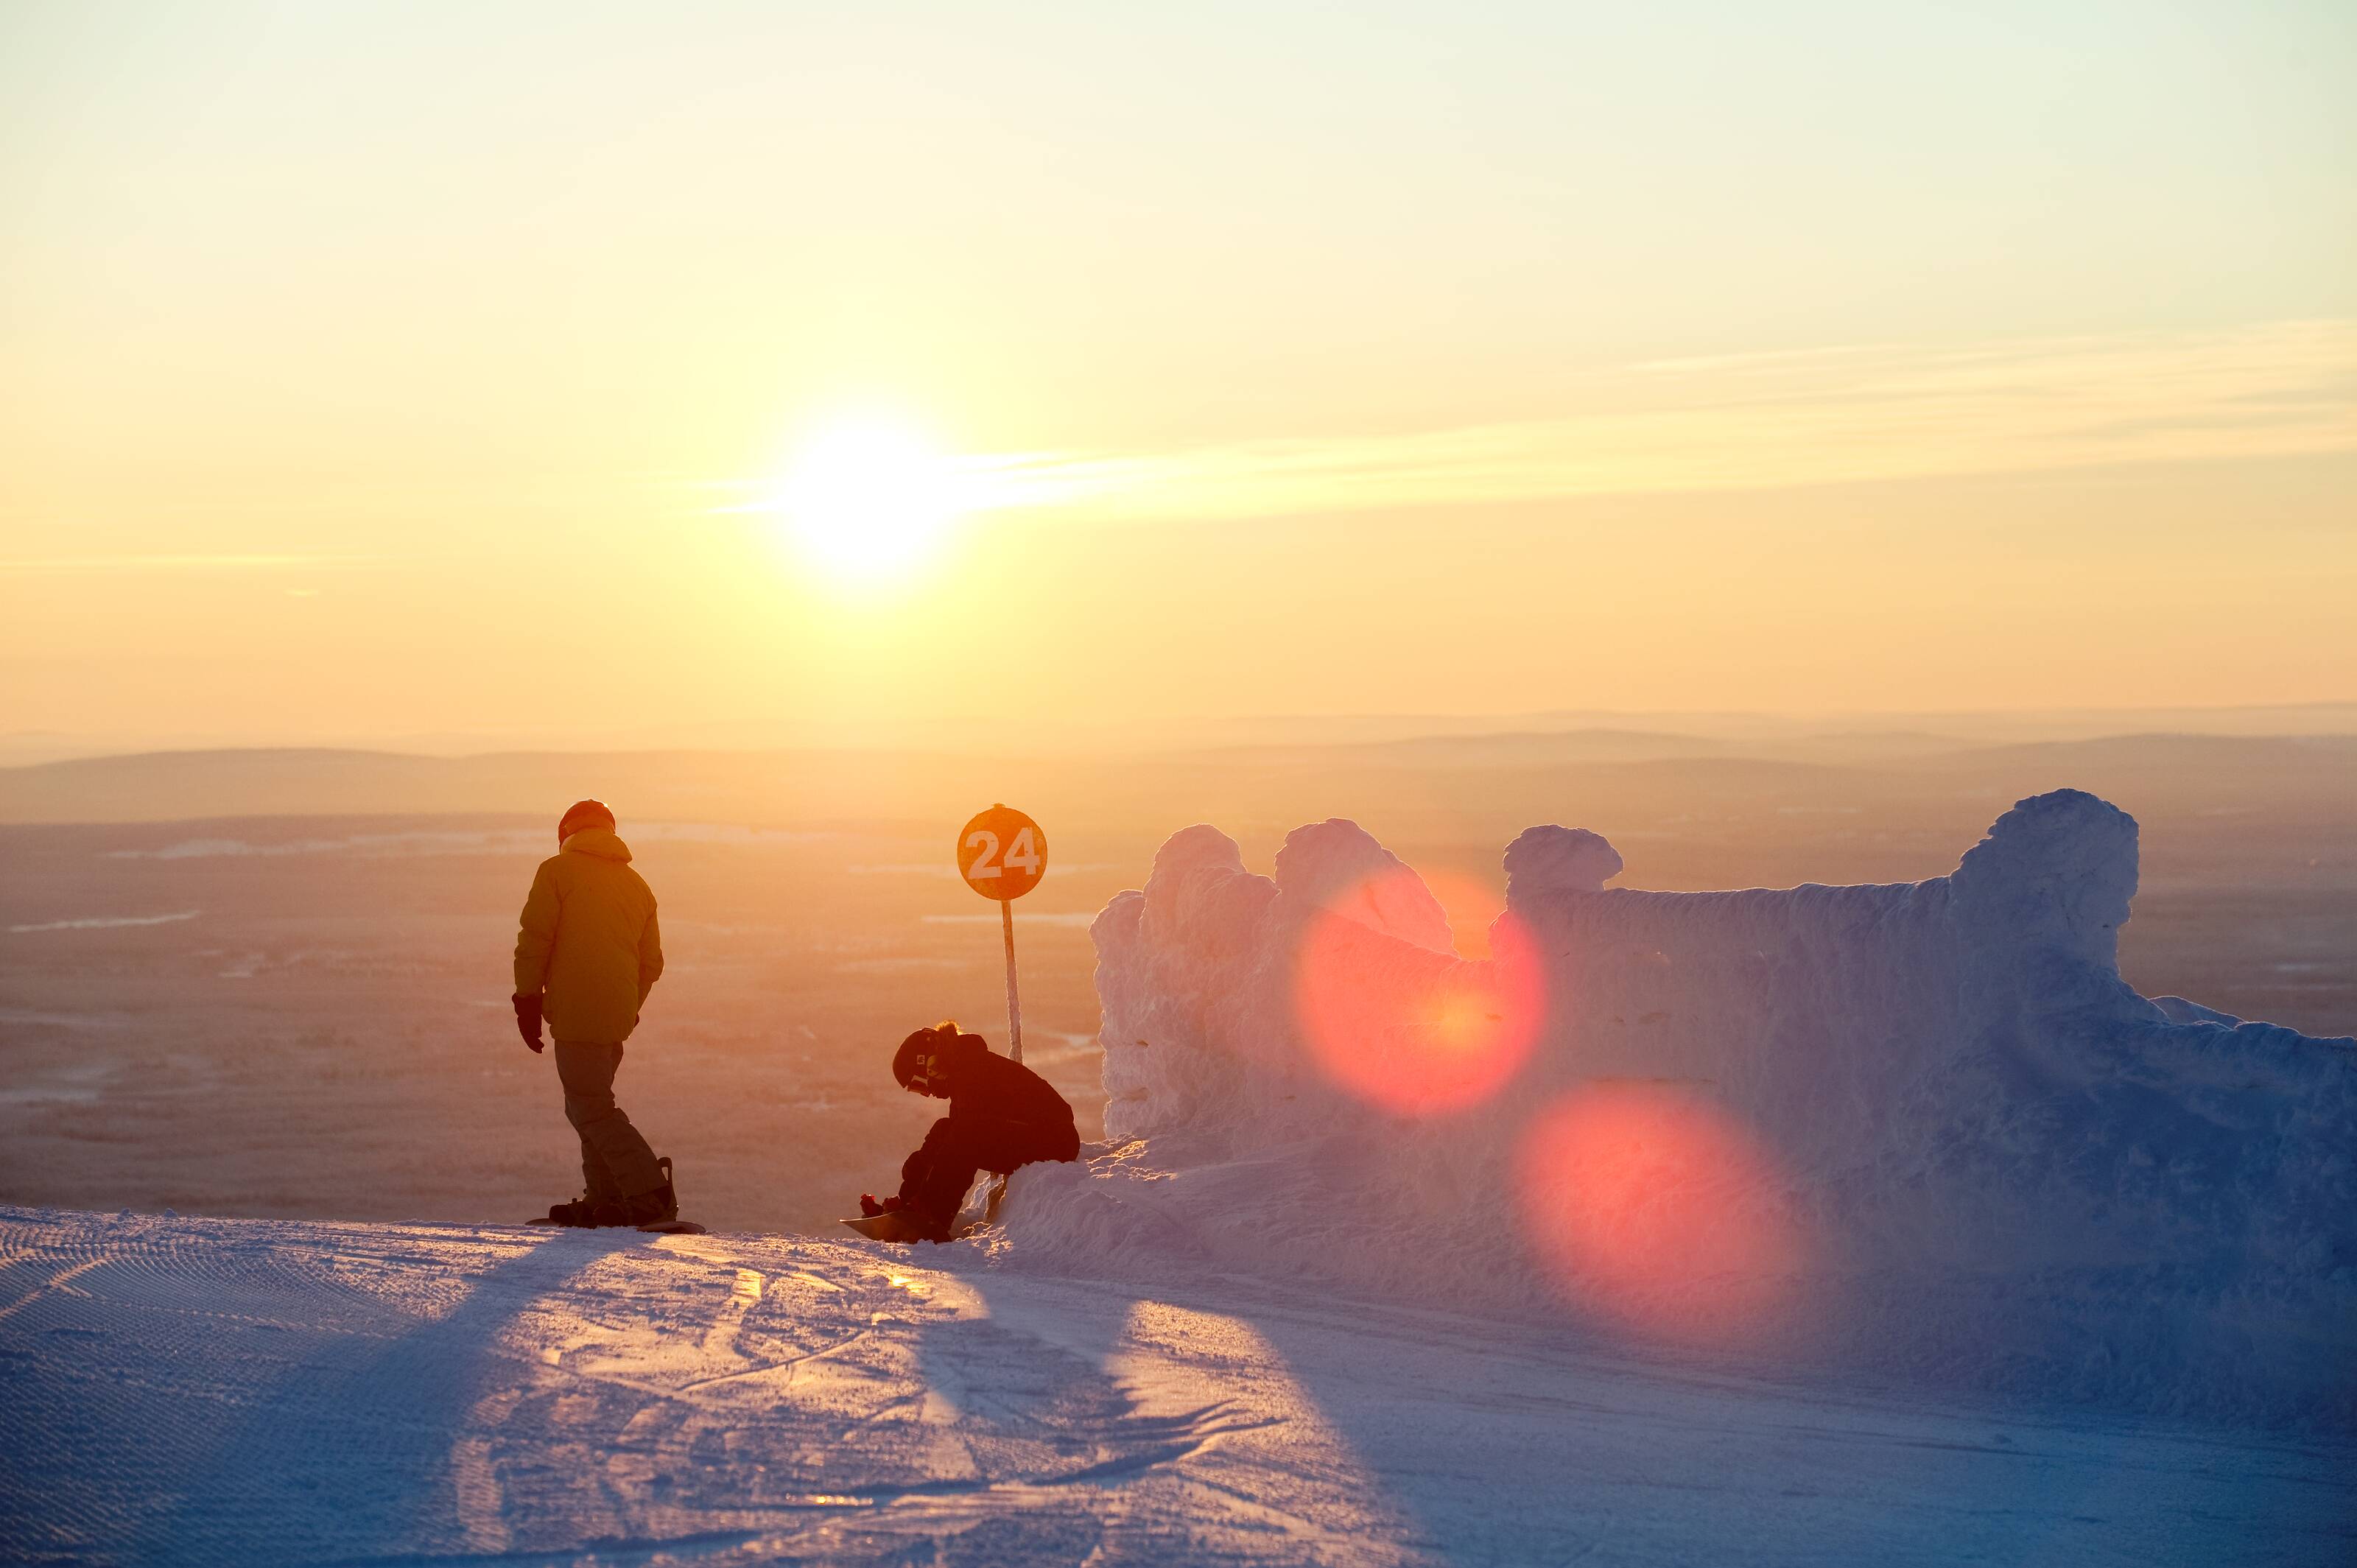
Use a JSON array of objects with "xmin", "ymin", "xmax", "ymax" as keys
[{"xmin": 6, "ymin": 698, "xmax": 2356, "ymax": 771}]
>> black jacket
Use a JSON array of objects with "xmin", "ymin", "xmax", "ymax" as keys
[{"xmin": 936, "ymin": 1033, "xmax": 1078, "ymax": 1150}]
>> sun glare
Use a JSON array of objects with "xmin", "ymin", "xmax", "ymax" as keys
[{"xmin": 770, "ymin": 416, "xmax": 968, "ymax": 586}]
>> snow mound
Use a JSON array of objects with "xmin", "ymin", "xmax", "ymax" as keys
[{"xmin": 1005, "ymin": 791, "xmax": 2357, "ymax": 1427}]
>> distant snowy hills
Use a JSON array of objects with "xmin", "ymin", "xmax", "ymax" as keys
[{"xmin": 1, "ymin": 729, "xmax": 2351, "ymax": 827}]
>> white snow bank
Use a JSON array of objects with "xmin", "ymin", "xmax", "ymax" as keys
[{"xmin": 1003, "ymin": 791, "xmax": 2357, "ymax": 1427}]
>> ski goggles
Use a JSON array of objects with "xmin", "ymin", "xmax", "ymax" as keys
[{"xmin": 899, "ymin": 1052, "xmax": 944, "ymax": 1091}]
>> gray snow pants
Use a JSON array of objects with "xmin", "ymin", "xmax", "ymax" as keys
[{"xmin": 553, "ymin": 1041, "xmax": 664, "ymax": 1200}]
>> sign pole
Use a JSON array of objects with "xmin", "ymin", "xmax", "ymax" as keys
[
  {"xmin": 956, "ymin": 802, "xmax": 1045, "ymax": 1066},
  {"xmin": 1000, "ymin": 898, "xmax": 1024, "ymax": 1063}
]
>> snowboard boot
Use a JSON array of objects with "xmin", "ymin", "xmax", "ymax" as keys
[
  {"xmin": 598, "ymin": 1157, "xmax": 678, "ymax": 1228},
  {"xmin": 545, "ymin": 1196, "xmax": 599, "ymax": 1227},
  {"xmin": 906, "ymin": 1209, "xmax": 955, "ymax": 1244},
  {"xmin": 633, "ymin": 1156, "xmax": 679, "ymax": 1225},
  {"xmin": 900, "ymin": 1195, "xmax": 956, "ymax": 1243}
]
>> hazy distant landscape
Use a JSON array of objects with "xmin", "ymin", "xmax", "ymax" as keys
[{"xmin": 4, "ymin": 723, "xmax": 2350, "ymax": 1236}]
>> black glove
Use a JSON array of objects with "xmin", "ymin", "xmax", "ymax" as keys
[{"xmin": 512, "ymin": 993, "xmax": 544, "ymax": 1054}]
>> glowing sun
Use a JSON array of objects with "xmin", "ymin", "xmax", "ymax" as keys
[{"xmin": 770, "ymin": 415, "xmax": 967, "ymax": 584}]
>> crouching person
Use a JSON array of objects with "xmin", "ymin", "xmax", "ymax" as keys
[
  {"xmin": 863, "ymin": 1022, "xmax": 1078, "ymax": 1241},
  {"xmin": 512, "ymin": 798, "xmax": 678, "ymax": 1227}
]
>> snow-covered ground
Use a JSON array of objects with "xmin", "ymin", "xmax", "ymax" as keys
[{"xmin": 3, "ymin": 1206, "xmax": 2350, "ymax": 1567}]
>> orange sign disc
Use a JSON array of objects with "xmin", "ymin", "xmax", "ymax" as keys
[{"xmin": 957, "ymin": 804, "xmax": 1047, "ymax": 901}]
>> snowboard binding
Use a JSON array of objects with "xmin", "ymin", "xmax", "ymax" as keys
[{"xmin": 530, "ymin": 1157, "xmax": 703, "ymax": 1234}]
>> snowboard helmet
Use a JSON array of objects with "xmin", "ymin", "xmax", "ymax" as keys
[
  {"xmin": 893, "ymin": 1022, "xmax": 960, "ymax": 1092},
  {"xmin": 557, "ymin": 798, "xmax": 617, "ymax": 844}
]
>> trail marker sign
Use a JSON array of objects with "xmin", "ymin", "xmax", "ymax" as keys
[
  {"xmin": 958, "ymin": 804, "xmax": 1047, "ymax": 901},
  {"xmin": 957, "ymin": 804, "xmax": 1047, "ymax": 1061}
]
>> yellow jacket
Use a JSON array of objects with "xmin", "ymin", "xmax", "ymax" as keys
[{"xmin": 512, "ymin": 829, "xmax": 664, "ymax": 1044}]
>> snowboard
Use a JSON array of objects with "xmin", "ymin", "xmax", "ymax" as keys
[
  {"xmin": 526, "ymin": 1216, "xmax": 708, "ymax": 1235},
  {"xmin": 838, "ymin": 1210, "xmax": 948, "ymax": 1243},
  {"xmin": 839, "ymin": 1174, "xmax": 1008, "ymax": 1245}
]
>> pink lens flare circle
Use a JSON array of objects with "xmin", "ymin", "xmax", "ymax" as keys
[
  {"xmin": 1291, "ymin": 877, "xmax": 1547, "ymax": 1117},
  {"xmin": 1514, "ymin": 1083, "xmax": 1805, "ymax": 1344}
]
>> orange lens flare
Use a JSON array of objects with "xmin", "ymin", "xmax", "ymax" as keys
[
  {"xmin": 1515, "ymin": 1084, "xmax": 1804, "ymax": 1344},
  {"xmin": 1414, "ymin": 866, "xmax": 1508, "ymax": 959},
  {"xmin": 1292, "ymin": 871, "xmax": 1545, "ymax": 1116}
]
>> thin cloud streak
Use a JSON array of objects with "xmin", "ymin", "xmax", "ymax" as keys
[
  {"xmin": 975, "ymin": 320, "xmax": 2357, "ymax": 523},
  {"xmin": 0, "ymin": 555, "xmax": 370, "ymax": 574}
]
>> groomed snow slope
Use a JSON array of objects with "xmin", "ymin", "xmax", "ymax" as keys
[
  {"xmin": 1009, "ymin": 790, "xmax": 2357, "ymax": 1428},
  {"xmin": 3, "ymin": 1207, "xmax": 2351, "ymax": 1567}
]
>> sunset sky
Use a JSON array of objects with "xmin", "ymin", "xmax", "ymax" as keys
[{"xmin": 3, "ymin": 1, "xmax": 2351, "ymax": 751}]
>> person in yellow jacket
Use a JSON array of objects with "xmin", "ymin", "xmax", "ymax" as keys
[{"xmin": 512, "ymin": 798, "xmax": 676, "ymax": 1226}]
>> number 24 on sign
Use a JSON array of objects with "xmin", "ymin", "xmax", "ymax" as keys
[
  {"xmin": 959, "ymin": 806, "xmax": 1047, "ymax": 901},
  {"xmin": 966, "ymin": 825, "xmax": 1041, "ymax": 879}
]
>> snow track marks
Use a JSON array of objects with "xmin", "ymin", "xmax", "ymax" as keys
[
  {"xmin": 3, "ymin": 1209, "xmax": 2350, "ymax": 1566},
  {"xmin": 0, "ymin": 1210, "xmax": 1413, "ymax": 1566}
]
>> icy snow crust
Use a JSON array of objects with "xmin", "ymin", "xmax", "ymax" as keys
[
  {"xmin": 12, "ymin": 1209, "xmax": 2353, "ymax": 1565},
  {"xmin": 1006, "ymin": 790, "xmax": 2357, "ymax": 1427}
]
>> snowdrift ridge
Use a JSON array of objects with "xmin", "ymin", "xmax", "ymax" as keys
[{"xmin": 1005, "ymin": 790, "xmax": 2356, "ymax": 1427}]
